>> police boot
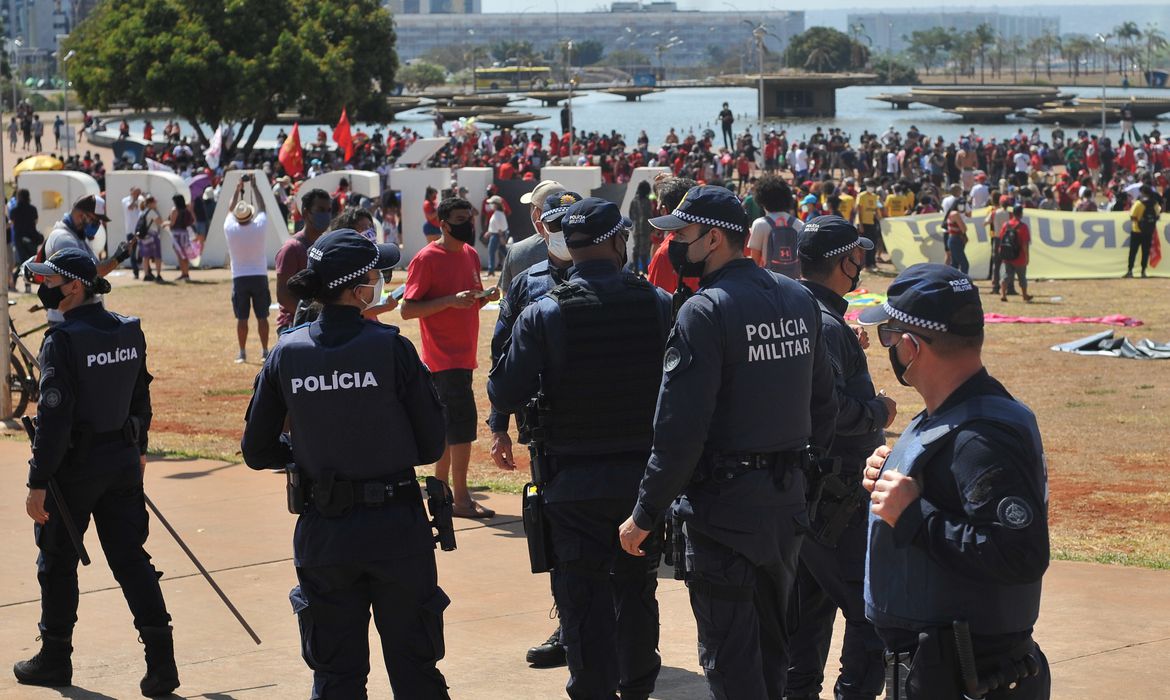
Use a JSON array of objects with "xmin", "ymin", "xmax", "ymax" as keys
[
  {"xmin": 13, "ymin": 633, "xmax": 73, "ymax": 687},
  {"xmin": 138, "ymin": 625, "xmax": 179, "ymax": 697},
  {"xmin": 525, "ymin": 627, "xmax": 567, "ymax": 668}
]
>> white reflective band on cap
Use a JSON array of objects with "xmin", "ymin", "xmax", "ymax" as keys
[
  {"xmin": 670, "ymin": 208, "xmax": 742, "ymax": 232},
  {"xmin": 822, "ymin": 239, "xmax": 861, "ymax": 258},
  {"xmin": 46, "ymin": 260, "xmax": 93, "ymax": 287},
  {"xmin": 327, "ymin": 249, "xmax": 381, "ymax": 289},
  {"xmin": 882, "ymin": 301, "xmax": 948, "ymax": 332},
  {"xmin": 589, "ymin": 220, "xmax": 626, "ymax": 245}
]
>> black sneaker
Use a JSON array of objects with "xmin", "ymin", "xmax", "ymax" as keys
[{"xmin": 526, "ymin": 628, "xmax": 567, "ymax": 668}]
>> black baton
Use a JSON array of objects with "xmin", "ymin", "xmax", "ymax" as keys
[
  {"xmin": 23, "ymin": 416, "xmax": 91, "ymax": 566},
  {"xmin": 953, "ymin": 619, "xmax": 985, "ymax": 699},
  {"xmin": 143, "ymin": 494, "xmax": 262, "ymax": 645}
]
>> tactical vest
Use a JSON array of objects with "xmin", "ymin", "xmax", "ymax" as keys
[
  {"xmin": 56, "ymin": 312, "xmax": 144, "ymax": 434},
  {"xmin": 865, "ymin": 395, "xmax": 1047, "ymax": 636},
  {"xmin": 540, "ymin": 277, "xmax": 665, "ymax": 456},
  {"xmin": 277, "ymin": 323, "xmax": 420, "ymax": 480},
  {"xmin": 815, "ymin": 298, "xmax": 883, "ymax": 467}
]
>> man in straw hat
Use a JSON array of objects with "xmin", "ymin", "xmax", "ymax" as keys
[{"xmin": 224, "ymin": 175, "xmax": 272, "ymax": 363}]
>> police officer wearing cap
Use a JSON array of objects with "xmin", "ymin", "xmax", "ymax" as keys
[
  {"xmin": 786, "ymin": 216, "xmax": 895, "ymax": 700},
  {"xmin": 487, "ymin": 189, "xmax": 582, "ymax": 669},
  {"xmin": 858, "ymin": 263, "xmax": 1050, "ymax": 700},
  {"xmin": 489, "ymin": 198, "xmax": 671, "ymax": 700},
  {"xmin": 619, "ymin": 185, "xmax": 837, "ymax": 700},
  {"xmin": 241, "ymin": 230, "xmax": 451, "ymax": 699},
  {"xmin": 16, "ymin": 249, "xmax": 177, "ymax": 696}
]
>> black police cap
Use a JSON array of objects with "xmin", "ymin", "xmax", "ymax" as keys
[{"xmin": 858, "ymin": 263, "xmax": 983, "ymax": 336}]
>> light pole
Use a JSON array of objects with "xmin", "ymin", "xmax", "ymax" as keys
[
  {"xmin": 754, "ymin": 25, "xmax": 765, "ymax": 141},
  {"xmin": 62, "ymin": 49, "xmax": 75, "ymax": 159},
  {"xmin": 1096, "ymin": 33, "xmax": 1109, "ymax": 138},
  {"xmin": 566, "ymin": 40, "xmax": 574, "ymax": 159},
  {"xmin": 9, "ymin": 38, "xmax": 22, "ymax": 115}
]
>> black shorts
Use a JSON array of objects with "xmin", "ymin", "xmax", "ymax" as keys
[
  {"xmin": 231, "ymin": 275, "xmax": 272, "ymax": 320},
  {"xmin": 431, "ymin": 369, "xmax": 477, "ymax": 445}
]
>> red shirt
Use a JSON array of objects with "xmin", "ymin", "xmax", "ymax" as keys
[
  {"xmin": 646, "ymin": 232, "xmax": 699, "ymax": 294},
  {"xmin": 275, "ymin": 234, "xmax": 310, "ymax": 327},
  {"xmin": 998, "ymin": 218, "xmax": 1031, "ymax": 267},
  {"xmin": 405, "ymin": 241, "xmax": 484, "ymax": 372}
]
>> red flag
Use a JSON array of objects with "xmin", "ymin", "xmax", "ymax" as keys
[
  {"xmin": 278, "ymin": 123, "xmax": 304, "ymax": 178},
  {"xmin": 1151, "ymin": 225, "xmax": 1162, "ymax": 269},
  {"xmin": 333, "ymin": 108, "xmax": 354, "ymax": 162}
]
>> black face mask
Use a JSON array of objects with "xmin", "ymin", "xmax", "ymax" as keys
[
  {"xmin": 447, "ymin": 220, "xmax": 475, "ymax": 244},
  {"xmin": 667, "ymin": 234, "xmax": 710, "ymax": 278},
  {"xmin": 38, "ymin": 284, "xmax": 66, "ymax": 310},
  {"xmin": 888, "ymin": 340, "xmax": 915, "ymax": 387},
  {"xmin": 840, "ymin": 255, "xmax": 863, "ymax": 293}
]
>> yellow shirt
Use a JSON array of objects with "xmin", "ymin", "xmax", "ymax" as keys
[
  {"xmin": 885, "ymin": 193, "xmax": 911, "ymax": 218},
  {"xmin": 857, "ymin": 191, "xmax": 881, "ymax": 225}
]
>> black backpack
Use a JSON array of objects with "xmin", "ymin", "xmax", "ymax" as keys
[
  {"xmin": 134, "ymin": 211, "xmax": 152, "ymax": 238},
  {"xmin": 765, "ymin": 213, "xmax": 801, "ymax": 274},
  {"xmin": 998, "ymin": 223, "xmax": 1021, "ymax": 260},
  {"xmin": 1138, "ymin": 198, "xmax": 1160, "ymax": 235}
]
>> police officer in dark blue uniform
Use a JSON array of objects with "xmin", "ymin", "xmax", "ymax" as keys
[
  {"xmin": 487, "ymin": 189, "xmax": 582, "ymax": 669},
  {"xmin": 16, "ymin": 248, "xmax": 177, "ymax": 697},
  {"xmin": 241, "ymin": 230, "xmax": 451, "ymax": 699},
  {"xmin": 489, "ymin": 198, "xmax": 672, "ymax": 700},
  {"xmin": 618, "ymin": 185, "xmax": 837, "ymax": 700},
  {"xmin": 785, "ymin": 216, "xmax": 895, "ymax": 700},
  {"xmin": 859, "ymin": 264, "xmax": 1050, "ymax": 700}
]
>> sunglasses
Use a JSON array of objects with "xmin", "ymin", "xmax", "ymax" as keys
[{"xmin": 877, "ymin": 324, "xmax": 933, "ymax": 348}]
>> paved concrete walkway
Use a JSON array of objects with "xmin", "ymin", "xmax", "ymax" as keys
[{"xmin": 1, "ymin": 441, "xmax": 1166, "ymax": 698}]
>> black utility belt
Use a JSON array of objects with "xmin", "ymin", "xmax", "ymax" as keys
[
  {"xmin": 305, "ymin": 476, "xmax": 421, "ymax": 516},
  {"xmin": 705, "ymin": 450, "xmax": 808, "ymax": 483}
]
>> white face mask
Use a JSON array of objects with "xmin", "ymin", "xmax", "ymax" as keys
[
  {"xmin": 547, "ymin": 230, "xmax": 571, "ymax": 262},
  {"xmin": 356, "ymin": 277, "xmax": 384, "ymax": 310}
]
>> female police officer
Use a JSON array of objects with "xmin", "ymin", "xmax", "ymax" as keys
[{"xmin": 241, "ymin": 229, "xmax": 451, "ymax": 699}]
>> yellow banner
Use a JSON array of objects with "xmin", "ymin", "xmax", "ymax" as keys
[{"xmin": 881, "ymin": 208, "xmax": 1168, "ymax": 279}]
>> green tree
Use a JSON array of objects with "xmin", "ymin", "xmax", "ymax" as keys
[
  {"xmin": 783, "ymin": 27, "xmax": 867, "ymax": 72},
  {"xmin": 1113, "ymin": 21, "xmax": 1141, "ymax": 75},
  {"xmin": 398, "ymin": 61, "xmax": 446, "ymax": 90},
  {"xmin": 568, "ymin": 39, "xmax": 604, "ymax": 67},
  {"xmin": 904, "ymin": 27, "xmax": 953, "ymax": 75},
  {"xmin": 869, "ymin": 56, "xmax": 919, "ymax": 85},
  {"xmin": 63, "ymin": 0, "xmax": 397, "ymax": 157},
  {"xmin": 491, "ymin": 40, "xmax": 537, "ymax": 64},
  {"xmin": 973, "ymin": 23, "xmax": 996, "ymax": 84}
]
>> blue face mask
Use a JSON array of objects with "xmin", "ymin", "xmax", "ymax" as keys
[
  {"xmin": 84, "ymin": 221, "xmax": 101, "ymax": 240},
  {"xmin": 309, "ymin": 211, "xmax": 332, "ymax": 231}
]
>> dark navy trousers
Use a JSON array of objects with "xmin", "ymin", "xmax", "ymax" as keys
[
  {"xmin": 35, "ymin": 459, "xmax": 170, "ymax": 638},
  {"xmin": 293, "ymin": 551, "xmax": 450, "ymax": 700},
  {"xmin": 547, "ymin": 498, "xmax": 662, "ymax": 700},
  {"xmin": 786, "ymin": 516, "xmax": 886, "ymax": 700}
]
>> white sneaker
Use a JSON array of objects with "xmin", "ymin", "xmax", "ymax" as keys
[
  {"xmin": 261, "ymin": 348, "xmax": 270, "ymax": 361},
  {"xmin": 234, "ymin": 350, "xmax": 246, "ymax": 364}
]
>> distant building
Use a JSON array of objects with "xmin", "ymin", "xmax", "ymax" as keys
[
  {"xmin": 394, "ymin": 4, "xmax": 803, "ymax": 69},
  {"xmin": 385, "ymin": 0, "xmax": 481, "ymax": 14},
  {"xmin": 2, "ymin": 0, "xmax": 75, "ymax": 51},
  {"xmin": 847, "ymin": 11, "xmax": 1059, "ymax": 53}
]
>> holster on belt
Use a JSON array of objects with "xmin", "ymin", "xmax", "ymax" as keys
[
  {"xmin": 426, "ymin": 476, "xmax": 457, "ymax": 552},
  {"xmin": 311, "ymin": 470, "xmax": 353, "ymax": 517},
  {"xmin": 668, "ymin": 508, "xmax": 687, "ymax": 580},
  {"xmin": 286, "ymin": 464, "xmax": 306, "ymax": 515},
  {"xmin": 809, "ymin": 470, "xmax": 868, "ymax": 547},
  {"xmin": 521, "ymin": 482, "xmax": 554, "ymax": 574},
  {"xmin": 888, "ymin": 623, "xmax": 1041, "ymax": 700}
]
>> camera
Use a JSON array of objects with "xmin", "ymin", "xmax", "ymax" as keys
[{"xmin": 241, "ymin": 174, "xmax": 252, "ymax": 183}]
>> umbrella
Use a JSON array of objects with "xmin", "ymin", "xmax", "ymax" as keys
[
  {"xmin": 187, "ymin": 173, "xmax": 213, "ymax": 199},
  {"xmin": 13, "ymin": 155, "xmax": 64, "ymax": 177}
]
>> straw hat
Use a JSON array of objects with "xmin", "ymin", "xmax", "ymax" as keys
[{"xmin": 233, "ymin": 200, "xmax": 255, "ymax": 224}]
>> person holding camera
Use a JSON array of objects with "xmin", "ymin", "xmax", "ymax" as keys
[
  {"xmin": 241, "ymin": 229, "xmax": 451, "ymax": 698},
  {"xmin": 224, "ymin": 176, "xmax": 271, "ymax": 363}
]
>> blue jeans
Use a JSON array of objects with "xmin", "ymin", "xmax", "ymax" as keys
[
  {"xmin": 487, "ymin": 233, "xmax": 505, "ymax": 272},
  {"xmin": 947, "ymin": 235, "xmax": 969, "ymax": 274}
]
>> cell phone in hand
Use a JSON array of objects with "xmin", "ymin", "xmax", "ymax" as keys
[
  {"xmin": 390, "ymin": 285, "xmax": 406, "ymax": 301},
  {"xmin": 474, "ymin": 287, "xmax": 497, "ymax": 299}
]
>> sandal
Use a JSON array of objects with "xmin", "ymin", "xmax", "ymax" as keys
[{"xmin": 452, "ymin": 502, "xmax": 495, "ymax": 519}]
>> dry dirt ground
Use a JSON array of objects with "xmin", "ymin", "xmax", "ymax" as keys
[{"xmin": 4, "ymin": 265, "xmax": 1169, "ymax": 569}]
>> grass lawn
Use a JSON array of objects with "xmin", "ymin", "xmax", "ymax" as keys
[{"xmin": 6, "ymin": 264, "xmax": 1170, "ymax": 568}]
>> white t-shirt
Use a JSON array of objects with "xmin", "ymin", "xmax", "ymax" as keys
[
  {"xmin": 224, "ymin": 211, "xmax": 269, "ymax": 278},
  {"xmin": 487, "ymin": 210, "xmax": 508, "ymax": 235},
  {"xmin": 122, "ymin": 195, "xmax": 142, "ymax": 235},
  {"xmin": 969, "ymin": 183, "xmax": 990, "ymax": 210},
  {"xmin": 1014, "ymin": 152, "xmax": 1031, "ymax": 173},
  {"xmin": 793, "ymin": 148, "xmax": 809, "ymax": 172}
]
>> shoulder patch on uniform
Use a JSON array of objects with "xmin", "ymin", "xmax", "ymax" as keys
[
  {"xmin": 40, "ymin": 366, "xmax": 55, "ymax": 381},
  {"xmin": 996, "ymin": 497, "xmax": 1034, "ymax": 530},
  {"xmin": 41, "ymin": 387, "xmax": 62, "ymax": 409},
  {"xmin": 663, "ymin": 335, "xmax": 692, "ymax": 375}
]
